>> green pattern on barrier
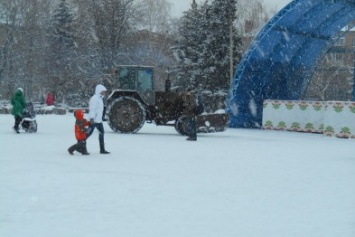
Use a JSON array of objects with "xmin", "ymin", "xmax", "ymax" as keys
[
  {"xmin": 349, "ymin": 103, "xmax": 355, "ymax": 113},
  {"xmin": 285, "ymin": 102, "xmax": 294, "ymax": 110},
  {"xmin": 333, "ymin": 102, "xmax": 344, "ymax": 113},
  {"xmin": 272, "ymin": 101, "xmax": 281, "ymax": 109},
  {"xmin": 305, "ymin": 123, "xmax": 314, "ymax": 131},
  {"xmin": 291, "ymin": 122, "xmax": 300, "ymax": 130},
  {"xmin": 299, "ymin": 102, "xmax": 308, "ymax": 111},
  {"xmin": 338, "ymin": 127, "xmax": 351, "ymax": 138},
  {"xmin": 324, "ymin": 126, "xmax": 335, "ymax": 136},
  {"xmin": 264, "ymin": 120, "xmax": 273, "ymax": 129},
  {"xmin": 312, "ymin": 102, "xmax": 322, "ymax": 111},
  {"xmin": 277, "ymin": 121, "xmax": 286, "ymax": 130}
]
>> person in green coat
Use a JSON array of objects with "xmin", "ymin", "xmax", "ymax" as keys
[{"xmin": 11, "ymin": 88, "xmax": 26, "ymax": 133}]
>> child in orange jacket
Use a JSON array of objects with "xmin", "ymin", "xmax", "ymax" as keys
[{"xmin": 68, "ymin": 110, "xmax": 90, "ymax": 155}]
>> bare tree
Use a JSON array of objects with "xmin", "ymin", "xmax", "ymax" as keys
[
  {"xmin": 21, "ymin": 0, "xmax": 51, "ymax": 100},
  {"xmin": 134, "ymin": 0, "xmax": 172, "ymax": 33},
  {"xmin": 122, "ymin": 0, "xmax": 174, "ymax": 89},
  {"xmin": 236, "ymin": 0, "xmax": 272, "ymax": 51},
  {"xmin": 0, "ymin": 0, "xmax": 51, "ymax": 100},
  {"xmin": 77, "ymin": 0, "xmax": 136, "ymax": 71},
  {"xmin": 0, "ymin": 0, "xmax": 24, "ymax": 98},
  {"xmin": 305, "ymin": 54, "xmax": 353, "ymax": 101},
  {"xmin": 73, "ymin": 0, "xmax": 174, "ymax": 89}
]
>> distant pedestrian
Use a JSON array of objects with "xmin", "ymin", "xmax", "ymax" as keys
[
  {"xmin": 184, "ymin": 91, "xmax": 197, "ymax": 141},
  {"xmin": 46, "ymin": 92, "xmax": 55, "ymax": 106},
  {"xmin": 11, "ymin": 88, "xmax": 26, "ymax": 134},
  {"xmin": 165, "ymin": 76, "xmax": 171, "ymax": 92},
  {"xmin": 68, "ymin": 110, "xmax": 90, "ymax": 155},
  {"xmin": 87, "ymin": 84, "xmax": 110, "ymax": 154},
  {"xmin": 40, "ymin": 94, "xmax": 45, "ymax": 105}
]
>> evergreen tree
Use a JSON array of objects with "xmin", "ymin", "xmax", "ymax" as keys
[
  {"xmin": 204, "ymin": 0, "xmax": 241, "ymax": 91},
  {"xmin": 173, "ymin": 0, "xmax": 241, "ymax": 92},
  {"xmin": 47, "ymin": 0, "xmax": 77, "ymax": 99},
  {"xmin": 174, "ymin": 2, "xmax": 206, "ymax": 90},
  {"xmin": 52, "ymin": 0, "xmax": 75, "ymax": 50}
]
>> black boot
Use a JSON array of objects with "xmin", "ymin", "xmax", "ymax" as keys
[
  {"xmin": 68, "ymin": 144, "xmax": 79, "ymax": 155},
  {"xmin": 100, "ymin": 143, "xmax": 110, "ymax": 154},
  {"xmin": 79, "ymin": 141, "xmax": 90, "ymax": 155},
  {"xmin": 186, "ymin": 135, "xmax": 197, "ymax": 141},
  {"xmin": 82, "ymin": 147, "xmax": 90, "ymax": 155},
  {"xmin": 13, "ymin": 127, "xmax": 20, "ymax": 134},
  {"xmin": 14, "ymin": 116, "xmax": 21, "ymax": 133}
]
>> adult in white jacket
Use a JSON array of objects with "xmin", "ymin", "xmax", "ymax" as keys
[{"xmin": 87, "ymin": 84, "xmax": 110, "ymax": 154}]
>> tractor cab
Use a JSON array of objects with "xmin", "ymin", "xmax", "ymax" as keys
[{"xmin": 111, "ymin": 65, "xmax": 155, "ymax": 105}]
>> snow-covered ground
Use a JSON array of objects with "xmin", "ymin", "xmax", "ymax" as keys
[{"xmin": 0, "ymin": 113, "xmax": 354, "ymax": 237}]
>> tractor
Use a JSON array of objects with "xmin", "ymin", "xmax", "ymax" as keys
[{"xmin": 104, "ymin": 65, "xmax": 229, "ymax": 135}]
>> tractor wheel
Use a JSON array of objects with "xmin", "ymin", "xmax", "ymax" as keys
[
  {"xmin": 174, "ymin": 116, "xmax": 190, "ymax": 136},
  {"xmin": 107, "ymin": 96, "xmax": 146, "ymax": 134}
]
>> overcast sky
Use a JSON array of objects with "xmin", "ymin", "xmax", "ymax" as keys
[{"xmin": 168, "ymin": 0, "xmax": 292, "ymax": 17}]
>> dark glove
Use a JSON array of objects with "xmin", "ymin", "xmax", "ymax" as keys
[{"xmin": 90, "ymin": 119, "xmax": 95, "ymax": 124}]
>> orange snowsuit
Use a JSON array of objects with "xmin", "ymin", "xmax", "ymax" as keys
[{"xmin": 74, "ymin": 110, "xmax": 90, "ymax": 141}]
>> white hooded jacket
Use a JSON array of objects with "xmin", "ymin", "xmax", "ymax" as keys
[{"xmin": 89, "ymin": 84, "xmax": 107, "ymax": 123}]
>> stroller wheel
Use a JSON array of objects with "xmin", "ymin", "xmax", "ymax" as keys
[
  {"xmin": 29, "ymin": 121, "xmax": 38, "ymax": 133},
  {"xmin": 21, "ymin": 120, "xmax": 29, "ymax": 132}
]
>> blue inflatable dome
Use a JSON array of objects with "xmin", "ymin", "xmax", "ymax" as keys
[{"xmin": 228, "ymin": 0, "xmax": 355, "ymax": 128}]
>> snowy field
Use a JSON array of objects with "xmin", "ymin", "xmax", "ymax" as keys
[{"xmin": 0, "ymin": 113, "xmax": 354, "ymax": 237}]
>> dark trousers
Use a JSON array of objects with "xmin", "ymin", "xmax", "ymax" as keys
[
  {"xmin": 68, "ymin": 140, "xmax": 88, "ymax": 154},
  {"xmin": 186, "ymin": 115, "xmax": 197, "ymax": 139},
  {"xmin": 14, "ymin": 115, "xmax": 22, "ymax": 130},
  {"xmin": 76, "ymin": 140, "xmax": 87, "ymax": 153},
  {"xmin": 87, "ymin": 122, "xmax": 105, "ymax": 144}
]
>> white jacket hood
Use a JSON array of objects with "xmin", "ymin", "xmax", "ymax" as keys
[{"xmin": 95, "ymin": 84, "xmax": 107, "ymax": 97}]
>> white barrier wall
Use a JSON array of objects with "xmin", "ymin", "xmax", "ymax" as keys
[
  {"xmin": 262, "ymin": 100, "xmax": 355, "ymax": 139},
  {"xmin": 323, "ymin": 101, "xmax": 355, "ymax": 138}
]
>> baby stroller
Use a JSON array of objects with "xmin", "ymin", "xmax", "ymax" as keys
[{"xmin": 20, "ymin": 102, "xmax": 38, "ymax": 133}]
